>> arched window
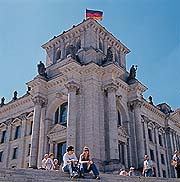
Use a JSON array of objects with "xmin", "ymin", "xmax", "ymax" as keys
[
  {"xmin": 60, "ymin": 102, "xmax": 68, "ymax": 124},
  {"xmin": 76, "ymin": 39, "xmax": 81, "ymax": 51},
  {"xmin": 65, "ymin": 45, "xmax": 71, "ymax": 57},
  {"xmin": 54, "ymin": 102, "xmax": 68, "ymax": 126},
  {"xmin": 99, "ymin": 38, "xmax": 103, "ymax": 51},
  {"xmin": 115, "ymin": 52, "xmax": 119, "ymax": 63},
  {"xmin": 55, "ymin": 49, "xmax": 61, "ymax": 62}
]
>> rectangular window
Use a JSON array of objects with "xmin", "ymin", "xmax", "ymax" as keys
[
  {"xmin": 29, "ymin": 122, "xmax": 33, "ymax": 135},
  {"xmin": 1, "ymin": 130, "xmax": 6, "ymax": 143},
  {"xmin": 12, "ymin": 147, "xmax": 18, "ymax": 159},
  {"xmin": 57, "ymin": 142, "xmax": 66, "ymax": 164},
  {"xmin": 150, "ymin": 149, "xmax": 154, "ymax": 161},
  {"xmin": 14, "ymin": 126, "xmax": 21, "ymax": 139},
  {"xmin": 159, "ymin": 134, "xmax": 163, "ymax": 147},
  {"xmin": 27, "ymin": 144, "xmax": 31, "ymax": 156},
  {"xmin": 148, "ymin": 128, "xmax": 153, "ymax": 142},
  {"xmin": 161, "ymin": 153, "xmax": 165, "ymax": 164},
  {"xmin": 0, "ymin": 151, "xmax": 3, "ymax": 162},
  {"xmin": 54, "ymin": 107, "xmax": 59, "ymax": 124}
]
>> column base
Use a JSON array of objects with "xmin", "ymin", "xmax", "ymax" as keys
[
  {"xmin": 103, "ymin": 159, "xmax": 124, "ymax": 172},
  {"xmin": 29, "ymin": 166, "xmax": 38, "ymax": 169}
]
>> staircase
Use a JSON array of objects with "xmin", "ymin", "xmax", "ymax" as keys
[{"xmin": 0, "ymin": 168, "xmax": 179, "ymax": 182}]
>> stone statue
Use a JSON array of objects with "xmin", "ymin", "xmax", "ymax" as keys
[
  {"xmin": 0, "ymin": 97, "xmax": 5, "ymax": 107},
  {"xmin": 26, "ymin": 86, "xmax": 31, "ymax": 94},
  {"xmin": 148, "ymin": 96, "xmax": 153, "ymax": 105},
  {"xmin": 13, "ymin": 91, "xmax": 18, "ymax": 100},
  {"xmin": 127, "ymin": 65, "xmax": 137, "ymax": 82},
  {"xmin": 37, "ymin": 61, "xmax": 47, "ymax": 78}
]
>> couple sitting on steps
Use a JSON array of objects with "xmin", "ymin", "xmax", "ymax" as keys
[{"xmin": 62, "ymin": 146, "xmax": 100, "ymax": 180}]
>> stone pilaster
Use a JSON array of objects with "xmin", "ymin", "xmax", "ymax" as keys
[
  {"xmin": 4, "ymin": 122, "xmax": 12, "ymax": 168},
  {"xmin": 29, "ymin": 96, "xmax": 46, "ymax": 168},
  {"xmin": 65, "ymin": 81, "xmax": 79, "ymax": 148},
  {"xmin": 19, "ymin": 114, "xmax": 27, "ymax": 168},
  {"xmin": 49, "ymin": 140, "xmax": 54, "ymax": 153},
  {"xmin": 104, "ymin": 82, "xmax": 119, "ymax": 160}
]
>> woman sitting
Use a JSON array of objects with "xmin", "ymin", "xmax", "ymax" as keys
[{"xmin": 79, "ymin": 146, "xmax": 100, "ymax": 180}]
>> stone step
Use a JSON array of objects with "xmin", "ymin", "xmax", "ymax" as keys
[{"xmin": 0, "ymin": 168, "xmax": 179, "ymax": 182}]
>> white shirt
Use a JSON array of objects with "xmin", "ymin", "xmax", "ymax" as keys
[
  {"xmin": 62, "ymin": 152, "xmax": 78, "ymax": 168},
  {"xmin": 45, "ymin": 158, "xmax": 54, "ymax": 170},
  {"xmin": 144, "ymin": 159, "xmax": 153, "ymax": 170},
  {"xmin": 41, "ymin": 158, "xmax": 47, "ymax": 169}
]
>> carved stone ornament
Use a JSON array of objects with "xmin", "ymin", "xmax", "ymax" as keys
[
  {"xmin": 104, "ymin": 82, "xmax": 118, "ymax": 93},
  {"xmin": 65, "ymin": 81, "xmax": 79, "ymax": 92},
  {"xmin": 127, "ymin": 100, "xmax": 142, "ymax": 112},
  {"xmin": 32, "ymin": 96, "xmax": 47, "ymax": 106}
]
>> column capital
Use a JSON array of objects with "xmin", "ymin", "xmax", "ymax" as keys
[
  {"xmin": 65, "ymin": 80, "xmax": 80, "ymax": 92},
  {"xmin": 32, "ymin": 96, "xmax": 47, "ymax": 106},
  {"xmin": 128, "ymin": 99, "xmax": 142, "ymax": 110},
  {"xmin": 104, "ymin": 82, "xmax": 118, "ymax": 93}
]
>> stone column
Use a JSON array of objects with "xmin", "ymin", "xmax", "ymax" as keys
[
  {"xmin": 29, "ymin": 96, "xmax": 46, "ymax": 168},
  {"xmin": 80, "ymin": 28, "xmax": 85, "ymax": 48},
  {"xmin": 65, "ymin": 81, "xmax": 79, "ymax": 148},
  {"xmin": 96, "ymin": 29, "xmax": 100, "ymax": 49},
  {"xmin": 172, "ymin": 131, "xmax": 177, "ymax": 150},
  {"xmin": 37, "ymin": 105, "xmax": 47, "ymax": 168},
  {"xmin": 49, "ymin": 140, "xmax": 54, "ymax": 153},
  {"xmin": 103, "ymin": 36, "xmax": 108, "ymax": 54},
  {"xmin": 60, "ymin": 39, "xmax": 65, "ymax": 59},
  {"xmin": 124, "ymin": 144, "xmax": 128, "ymax": 168},
  {"xmin": 143, "ymin": 119, "xmax": 150, "ymax": 157},
  {"xmin": 132, "ymin": 100, "xmax": 145, "ymax": 168},
  {"xmin": 155, "ymin": 125, "xmax": 163, "ymax": 177},
  {"xmin": 104, "ymin": 82, "xmax": 119, "ymax": 160}
]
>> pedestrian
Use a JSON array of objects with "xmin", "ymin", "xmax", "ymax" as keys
[
  {"xmin": 142, "ymin": 154, "xmax": 154, "ymax": 177},
  {"xmin": 172, "ymin": 150, "xmax": 180, "ymax": 178},
  {"xmin": 40, "ymin": 154, "xmax": 48, "ymax": 170},
  {"xmin": 79, "ymin": 146, "xmax": 100, "ymax": 180},
  {"xmin": 53, "ymin": 159, "xmax": 60, "ymax": 170},
  {"xmin": 45, "ymin": 153, "xmax": 54, "ymax": 170},
  {"xmin": 128, "ymin": 167, "xmax": 135, "ymax": 176},
  {"xmin": 119, "ymin": 169, "xmax": 128, "ymax": 176},
  {"xmin": 62, "ymin": 146, "xmax": 79, "ymax": 178}
]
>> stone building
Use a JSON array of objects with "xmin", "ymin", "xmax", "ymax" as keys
[{"xmin": 0, "ymin": 18, "xmax": 179, "ymax": 178}]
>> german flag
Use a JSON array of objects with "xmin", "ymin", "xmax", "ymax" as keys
[{"xmin": 86, "ymin": 9, "xmax": 103, "ymax": 21}]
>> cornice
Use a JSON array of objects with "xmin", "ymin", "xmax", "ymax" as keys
[
  {"xmin": 42, "ymin": 18, "xmax": 130, "ymax": 54},
  {"xmin": 142, "ymin": 100, "xmax": 165, "ymax": 119},
  {"xmin": 128, "ymin": 80, "xmax": 148, "ymax": 93},
  {"xmin": 0, "ymin": 111, "xmax": 33, "ymax": 127},
  {"xmin": 0, "ymin": 95, "xmax": 33, "ymax": 115}
]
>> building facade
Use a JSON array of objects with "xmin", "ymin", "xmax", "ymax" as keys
[{"xmin": 0, "ymin": 18, "xmax": 179, "ymax": 178}]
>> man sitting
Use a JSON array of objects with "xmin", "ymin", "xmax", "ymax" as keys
[{"xmin": 62, "ymin": 146, "xmax": 79, "ymax": 178}]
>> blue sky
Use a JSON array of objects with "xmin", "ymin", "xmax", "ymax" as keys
[{"xmin": 0, "ymin": 0, "xmax": 179, "ymax": 109}]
